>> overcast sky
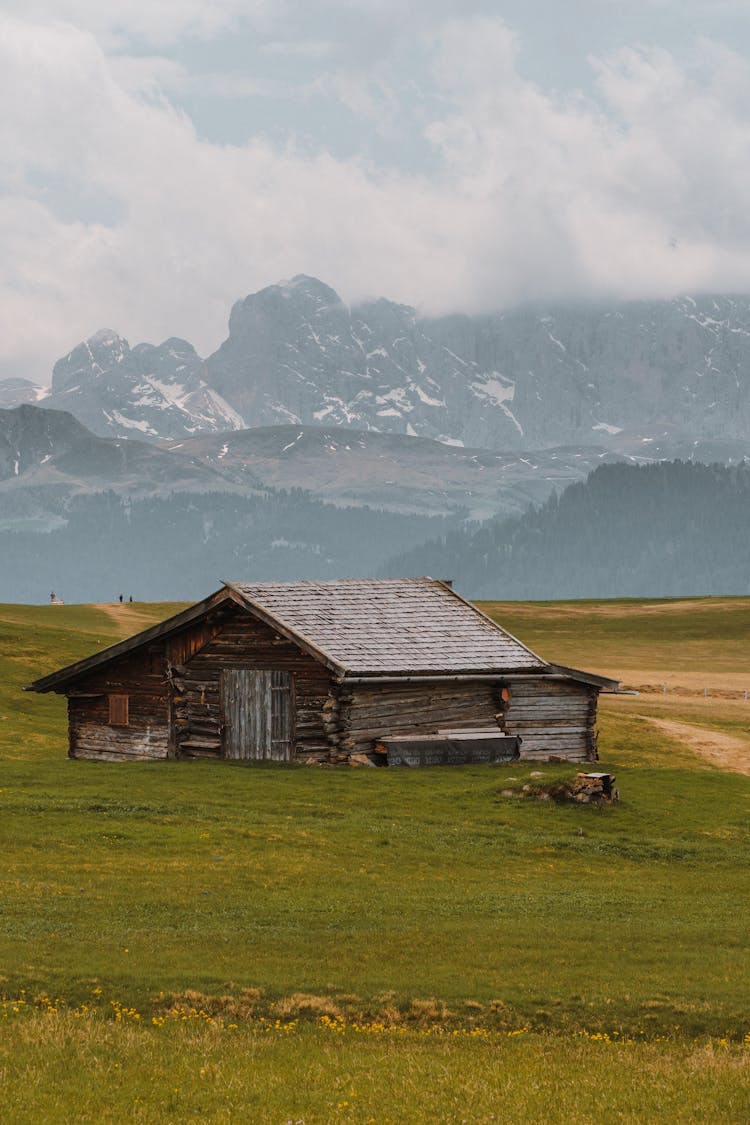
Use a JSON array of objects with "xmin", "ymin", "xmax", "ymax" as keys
[{"xmin": 2, "ymin": 1, "xmax": 750, "ymax": 382}]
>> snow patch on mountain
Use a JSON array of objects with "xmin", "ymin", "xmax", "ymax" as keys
[
  {"xmin": 110, "ymin": 411, "xmax": 156, "ymax": 435},
  {"xmin": 415, "ymin": 386, "xmax": 445, "ymax": 407},
  {"xmin": 470, "ymin": 376, "xmax": 515, "ymax": 407}
]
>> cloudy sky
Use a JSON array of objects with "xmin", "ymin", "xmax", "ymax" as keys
[{"xmin": 2, "ymin": 1, "xmax": 750, "ymax": 382}]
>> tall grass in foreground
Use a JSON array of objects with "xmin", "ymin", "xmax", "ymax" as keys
[{"xmin": 0, "ymin": 1008, "xmax": 748, "ymax": 1124}]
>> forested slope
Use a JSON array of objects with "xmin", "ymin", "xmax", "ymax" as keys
[{"xmin": 384, "ymin": 462, "xmax": 750, "ymax": 598}]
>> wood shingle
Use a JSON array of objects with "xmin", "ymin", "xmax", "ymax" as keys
[{"xmin": 226, "ymin": 578, "xmax": 546, "ymax": 676}]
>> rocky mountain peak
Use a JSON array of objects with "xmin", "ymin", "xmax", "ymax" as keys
[
  {"xmin": 278, "ymin": 274, "xmax": 342, "ymax": 305},
  {"xmin": 88, "ymin": 328, "xmax": 125, "ymax": 349},
  {"xmin": 52, "ymin": 330, "xmax": 129, "ymax": 394},
  {"xmin": 227, "ymin": 275, "xmax": 346, "ymax": 337},
  {"xmin": 42, "ymin": 327, "xmax": 243, "ymax": 442}
]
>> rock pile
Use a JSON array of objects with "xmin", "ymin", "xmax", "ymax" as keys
[
  {"xmin": 500, "ymin": 771, "xmax": 620, "ymax": 803},
  {"xmin": 570, "ymin": 773, "xmax": 619, "ymax": 803}
]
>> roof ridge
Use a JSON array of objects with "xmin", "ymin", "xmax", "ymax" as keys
[
  {"xmin": 29, "ymin": 576, "xmax": 552, "ymax": 693},
  {"xmin": 229, "ymin": 576, "xmax": 437, "ymax": 587}
]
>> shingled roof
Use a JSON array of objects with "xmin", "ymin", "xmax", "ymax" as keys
[
  {"xmin": 226, "ymin": 578, "xmax": 545, "ymax": 676},
  {"xmin": 30, "ymin": 578, "xmax": 621, "ymax": 694}
]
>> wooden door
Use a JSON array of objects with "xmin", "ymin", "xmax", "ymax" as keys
[{"xmin": 222, "ymin": 669, "xmax": 293, "ymax": 760}]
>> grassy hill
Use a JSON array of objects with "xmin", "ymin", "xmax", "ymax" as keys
[{"xmin": 0, "ymin": 598, "xmax": 748, "ymax": 1122}]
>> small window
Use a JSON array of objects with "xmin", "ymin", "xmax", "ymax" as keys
[{"xmin": 109, "ymin": 694, "xmax": 129, "ymax": 726}]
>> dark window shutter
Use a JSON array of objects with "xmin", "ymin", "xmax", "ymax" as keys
[{"xmin": 109, "ymin": 695, "xmax": 129, "ymax": 726}]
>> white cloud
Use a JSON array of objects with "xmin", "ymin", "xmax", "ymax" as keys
[
  {"xmin": 261, "ymin": 40, "xmax": 337, "ymax": 58},
  {"xmin": 108, "ymin": 55, "xmax": 190, "ymax": 98},
  {"xmin": 422, "ymin": 20, "xmax": 750, "ymax": 302},
  {"xmin": 1, "ymin": 1, "xmax": 276, "ymax": 46},
  {"xmin": 2, "ymin": 13, "xmax": 750, "ymax": 384},
  {"xmin": 0, "ymin": 0, "xmax": 480, "ymax": 49}
]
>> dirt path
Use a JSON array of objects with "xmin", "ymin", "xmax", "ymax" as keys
[
  {"xmin": 95, "ymin": 603, "xmax": 164, "ymax": 636},
  {"xmin": 636, "ymin": 715, "xmax": 750, "ymax": 776}
]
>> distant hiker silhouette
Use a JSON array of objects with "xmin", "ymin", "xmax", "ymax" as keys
[{"xmin": 119, "ymin": 594, "xmax": 123, "ymax": 603}]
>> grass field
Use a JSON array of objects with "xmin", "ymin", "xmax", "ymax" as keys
[{"xmin": 1, "ymin": 597, "xmax": 749, "ymax": 1122}]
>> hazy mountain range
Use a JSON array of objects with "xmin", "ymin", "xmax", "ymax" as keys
[
  {"xmin": 4, "ymin": 276, "xmax": 750, "ymax": 459},
  {"xmin": 2, "ymin": 276, "xmax": 750, "ymax": 601},
  {"xmin": 0, "ymin": 404, "xmax": 618, "ymax": 530},
  {"xmin": 2, "ymin": 409, "xmax": 747, "ymax": 601},
  {"xmin": 0, "ymin": 402, "xmax": 603, "ymax": 600}
]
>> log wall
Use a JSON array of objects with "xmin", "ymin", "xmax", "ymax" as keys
[
  {"xmin": 503, "ymin": 679, "xmax": 598, "ymax": 763},
  {"xmin": 333, "ymin": 677, "xmax": 599, "ymax": 763},
  {"xmin": 334, "ymin": 681, "xmax": 499, "ymax": 758},
  {"xmin": 66, "ymin": 643, "xmax": 169, "ymax": 761},
  {"xmin": 174, "ymin": 608, "xmax": 334, "ymax": 759}
]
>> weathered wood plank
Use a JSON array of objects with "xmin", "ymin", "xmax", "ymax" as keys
[{"xmin": 222, "ymin": 668, "xmax": 293, "ymax": 761}]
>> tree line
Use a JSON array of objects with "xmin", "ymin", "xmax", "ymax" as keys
[{"xmin": 382, "ymin": 461, "xmax": 750, "ymax": 598}]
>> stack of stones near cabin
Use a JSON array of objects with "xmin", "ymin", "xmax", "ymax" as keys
[
  {"xmin": 502, "ymin": 772, "xmax": 619, "ymax": 802},
  {"xmin": 571, "ymin": 773, "xmax": 619, "ymax": 803}
]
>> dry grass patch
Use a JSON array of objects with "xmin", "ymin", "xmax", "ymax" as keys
[
  {"xmin": 272, "ymin": 992, "xmax": 343, "ymax": 1020},
  {"xmin": 407, "ymin": 997, "xmax": 454, "ymax": 1025}
]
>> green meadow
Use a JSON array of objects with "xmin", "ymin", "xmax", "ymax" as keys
[{"xmin": 1, "ymin": 597, "xmax": 749, "ymax": 1122}]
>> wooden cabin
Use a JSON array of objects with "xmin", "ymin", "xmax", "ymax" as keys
[{"xmin": 26, "ymin": 578, "xmax": 619, "ymax": 765}]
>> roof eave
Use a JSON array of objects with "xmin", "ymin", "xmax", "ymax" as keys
[
  {"xmin": 25, "ymin": 587, "xmax": 234, "ymax": 693},
  {"xmin": 544, "ymin": 663, "xmax": 621, "ymax": 691},
  {"xmin": 337, "ymin": 669, "xmax": 539, "ymax": 685},
  {"xmin": 337, "ymin": 663, "xmax": 616, "ymax": 685}
]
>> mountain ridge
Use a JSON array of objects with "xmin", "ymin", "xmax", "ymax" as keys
[
  {"xmin": 0, "ymin": 404, "xmax": 621, "ymax": 526},
  {"xmin": 4, "ymin": 278, "xmax": 750, "ymax": 456}
]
